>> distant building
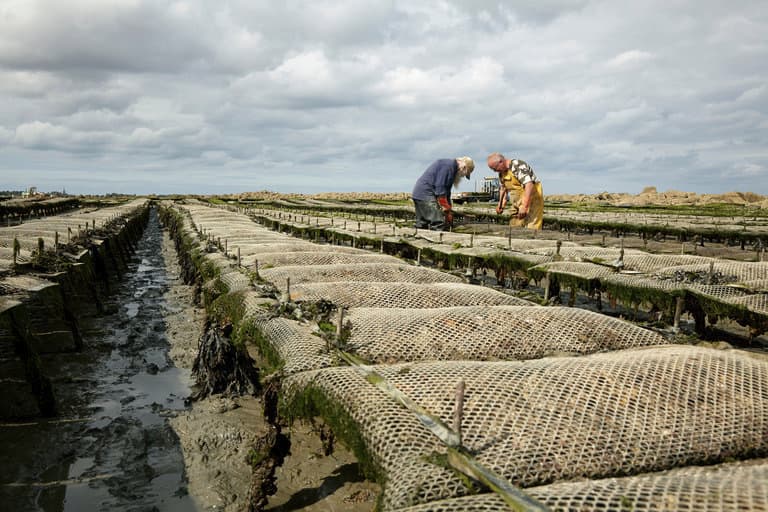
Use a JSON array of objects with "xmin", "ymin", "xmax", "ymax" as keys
[{"xmin": 22, "ymin": 186, "xmax": 39, "ymax": 198}]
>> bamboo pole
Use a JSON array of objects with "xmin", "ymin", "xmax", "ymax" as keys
[{"xmin": 337, "ymin": 350, "xmax": 549, "ymax": 511}]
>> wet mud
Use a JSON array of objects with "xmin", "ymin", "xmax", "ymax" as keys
[
  {"xmin": 0, "ymin": 209, "xmax": 196, "ymax": 511},
  {"xmin": 1, "ymin": 207, "xmax": 379, "ymax": 511}
]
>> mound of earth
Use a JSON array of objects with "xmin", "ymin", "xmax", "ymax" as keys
[
  {"xmin": 217, "ymin": 188, "xmax": 767, "ymax": 208},
  {"xmin": 546, "ymin": 188, "xmax": 768, "ymax": 208}
]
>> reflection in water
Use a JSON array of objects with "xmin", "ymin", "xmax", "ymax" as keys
[{"xmin": 0, "ymin": 208, "xmax": 198, "ymax": 512}]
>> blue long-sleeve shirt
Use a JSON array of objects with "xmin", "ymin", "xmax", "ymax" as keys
[{"xmin": 411, "ymin": 159, "xmax": 458, "ymax": 201}]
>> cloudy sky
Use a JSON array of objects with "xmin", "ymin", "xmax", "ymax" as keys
[{"xmin": 1, "ymin": 1, "xmax": 766, "ymax": 196}]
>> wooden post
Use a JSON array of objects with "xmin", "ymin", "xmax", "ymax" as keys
[
  {"xmin": 673, "ymin": 296, "xmax": 684, "ymax": 331},
  {"xmin": 237, "ymin": 247, "xmax": 241, "ymax": 267},
  {"xmin": 416, "ymin": 249, "xmax": 422, "ymax": 266},
  {"xmin": 453, "ymin": 380, "xmax": 465, "ymax": 446},
  {"xmin": 335, "ymin": 307, "xmax": 345, "ymax": 340}
]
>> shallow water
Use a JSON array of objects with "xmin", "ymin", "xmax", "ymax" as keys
[{"xmin": 0, "ymin": 208, "xmax": 198, "ymax": 511}]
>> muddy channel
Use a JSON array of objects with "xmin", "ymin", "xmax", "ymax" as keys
[
  {"xmin": 0, "ymin": 209, "xmax": 378, "ymax": 512},
  {"xmin": 0, "ymin": 209, "xmax": 199, "ymax": 510}
]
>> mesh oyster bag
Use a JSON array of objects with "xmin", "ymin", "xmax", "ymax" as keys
[
  {"xmin": 395, "ymin": 458, "xmax": 768, "ymax": 511},
  {"xmin": 250, "ymin": 316, "xmax": 333, "ymax": 374},
  {"xmin": 289, "ymin": 282, "xmax": 533, "ymax": 309},
  {"xmin": 253, "ymin": 251, "xmax": 402, "ymax": 269},
  {"xmin": 259, "ymin": 263, "xmax": 464, "ymax": 286},
  {"xmin": 343, "ymin": 305, "xmax": 667, "ymax": 363},
  {"xmin": 282, "ymin": 346, "xmax": 768, "ymax": 510}
]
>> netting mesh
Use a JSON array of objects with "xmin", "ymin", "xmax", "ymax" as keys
[
  {"xmin": 531, "ymin": 261, "xmax": 622, "ymax": 281},
  {"xmin": 730, "ymin": 293, "xmax": 768, "ymax": 315},
  {"xmin": 240, "ymin": 244, "xmax": 367, "ymax": 268},
  {"xmin": 241, "ymin": 302, "xmax": 666, "ymax": 372},
  {"xmin": 541, "ymin": 208, "xmax": 768, "ymax": 236},
  {"xmin": 250, "ymin": 317, "xmax": 333, "ymax": 374},
  {"xmin": 283, "ymin": 346, "xmax": 768, "ymax": 510},
  {"xmin": 252, "ymin": 251, "xmax": 402, "ymax": 269},
  {"xmin": 532, "ymin": 257, "xmax": 768, "ymax": 319},
  {"xmin": 738, "ymin": 279, "xmax": 768, "ymax": 292},
  {"xmin": 0, "ymin": 199, "xmax": 149, "ymax": 268},
  {"xmin": 218, "ymin": 269, "xmax": 252, "ymax": 293},
  {"xmin": 397, "ymin": 459, "xmax": 768, "ymax": 512},
  {"xmin": 168, "ymin": 203, "xmax": 768, "ymax": 510},
  {"xmin": 652, "ymin": 262, "xmax": 768, "ymax": 283},
  {"xmin": 343, "ymin": 306, "xmax": 668, "ymax": 363},
  {"xmin": 289, "ymin": 282, "xmax": 532, "ymax": 309},
  {"xmin": 259, "ymin": 263, "xmax": 464, "ymax": 286}
]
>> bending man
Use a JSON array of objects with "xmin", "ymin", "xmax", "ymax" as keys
[
  {"xmin": 411, "ymin": 156, "xmax": 475, "ymax": 230},
  {"xmin": 487, "ymin": 152, "xmax": 543, "ymax": 230}
]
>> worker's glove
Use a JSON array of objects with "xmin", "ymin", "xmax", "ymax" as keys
[
  {"xmin": 445, "ymin": 211, "xmax": 454, "ymax": 225},
  {"xmin": 437, "ymin": 196, "xmax": 451, "ymax": 212}
]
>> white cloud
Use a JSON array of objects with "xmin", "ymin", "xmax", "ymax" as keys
[
  {"xmin": 376, "ymin": 56, "xmax": 503, "ymax": 106},
  {"xmin": 0, "ymin": 0, "xmax": 766, "ymax": 195},
  {"xmin": 606, "ymin": 50, "xmax": 654, "ymax": 68}
]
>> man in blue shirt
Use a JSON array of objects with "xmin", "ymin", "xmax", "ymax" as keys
[{"xmin": 411, "ymin": 156, "xmax": 474, "ymax": 230}]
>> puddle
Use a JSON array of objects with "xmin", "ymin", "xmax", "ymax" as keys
[{"xmin": 0, "ymin": 208, "xmax": 200, "ymax": 511}]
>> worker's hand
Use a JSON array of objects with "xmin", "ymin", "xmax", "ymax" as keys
[
  {"xmin": 445, "ymin": 210, "xmax": 454, "ymax": 225},
  {"xmin": 495, "ymin": 205, "xmax": 504, "ymax": 215},
  {"xmin": 437, "ymin": 196, "xmax": 451, "ymax": 211},
  {"xmin": 517, "ymin": 205, "xmax": 529, "ymax": 219}
]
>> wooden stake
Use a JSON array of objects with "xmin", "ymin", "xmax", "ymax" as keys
[
  {"xmin": 454, "ymin": 380, "xmax": 465, "ymax": 445},
  {"xmin": 673, "ymin": 296, "xmax": 684, "ymax": 331},
  {"xmin": 335, "ymin": 307, "xmax": 345, "ymax": 339}
]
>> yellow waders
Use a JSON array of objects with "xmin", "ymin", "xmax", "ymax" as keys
[{"xmin": 500, "ymin": 172, "xmax": 544, "ymax": 230}]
